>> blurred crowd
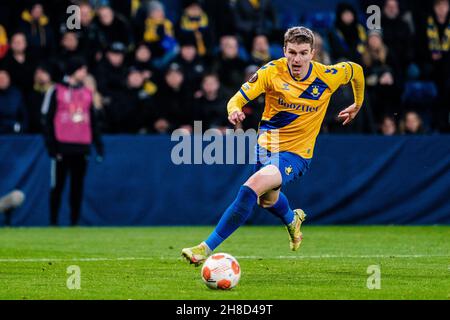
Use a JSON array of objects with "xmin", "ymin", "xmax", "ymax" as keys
[{"xmin": 0, "ymin": 0, "xmax": 449, "ymax": 136}]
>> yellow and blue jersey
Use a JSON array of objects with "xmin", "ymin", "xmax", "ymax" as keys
[{"xmin": 227, "ymin": 57, "xmax": 364, "ymax": 159}]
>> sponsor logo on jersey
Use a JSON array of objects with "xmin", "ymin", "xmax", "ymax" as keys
[{"xmin": 278, "ymin": 97, "xmax": 318, "ymax": 113}]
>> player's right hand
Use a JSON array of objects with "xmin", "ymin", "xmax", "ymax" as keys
[{"xmin": 228, "ymin": 111, "xmax": 246, "ymax": 125}]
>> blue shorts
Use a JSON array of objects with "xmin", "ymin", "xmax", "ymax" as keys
[{"xmin": 254, "ymin": 147, "xmax": 311, "ymax": 186}]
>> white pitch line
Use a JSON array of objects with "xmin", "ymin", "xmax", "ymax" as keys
[
  {"xmin": 0, "ymin": 254, "xmax": 448, "ymax": 263},
  {"xmin": 0, "ymin": 257, "xmax": 155, "ymax": 262},
  {"xmin": 238, "ymin": 254, "xmax": 450, "ymax": 259}
]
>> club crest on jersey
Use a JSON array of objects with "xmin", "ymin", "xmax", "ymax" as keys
[
  {"xmin": 282, "ymin": 83, "xmax": 289, "ymax": 91},
  {"xmin": 285, "ymin": 165, "xmax": 293, "ymax": 176},
  {"xmin": 299, "ymin": 77, "xmax": 328, "ymax": 100},
  {"xmin": 248, "ymin": 73, "xmax": 258, "ymax": 83},
  {"xmin": 311, "ymin": 86, "xmax": 320, "ymax": 97}
]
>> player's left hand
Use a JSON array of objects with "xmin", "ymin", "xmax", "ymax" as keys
[
  {"xmin": 338, "ymin": 103, "xmax": 360, "ymax": 126},
  {"xmin": 228, "ymin": 111, "xmax": 246, "ymax": 125}
]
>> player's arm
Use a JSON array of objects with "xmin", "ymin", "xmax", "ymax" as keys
[
  {"xmin": 337, "ymin": 62, "xmax": 365, "ymax": 125},
  {"xmin": 227, "ymin": 92, "xmax": 247, "ymax": 125},
  {"xmin": 41, "ymin": 86, "xmax": 58, "ymax": 157},
  {"xmin": 227, "ymin": 66, "xmax": 271, "ymax": 125}
]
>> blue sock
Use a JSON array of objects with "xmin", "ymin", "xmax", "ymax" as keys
[
  {"xmin": 205, "ymin": 185, "xmax": 257, "ymax": 251},
  {"xmin": 266, "ymin": 192, "xmax": 295, "ymax": 225}
]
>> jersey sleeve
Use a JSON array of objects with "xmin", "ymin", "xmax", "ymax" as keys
[
  {"xmin": 322, "ymin": 61, "xmax": 365, "ymax": 107},
  {"xmin": 227, "ymin": 64, "xmax": 273, "ymax": 115},
  {"xmin": 322, "ymin": 62, "xmax": 354, "ymax": 91}
]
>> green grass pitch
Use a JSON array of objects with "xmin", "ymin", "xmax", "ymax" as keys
[{"xmin": 0, "ymin": 226, "xmax": 449, "ymax": 300}]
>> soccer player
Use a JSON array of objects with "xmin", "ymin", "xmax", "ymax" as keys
[{"xmin": 182, "ymin": 27, "xmax": 365, "ymax": 265}]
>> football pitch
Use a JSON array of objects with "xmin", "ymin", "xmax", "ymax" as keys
[{"xmin": 0, "ymin": 226, "xmax": 449, "ymax": 300}]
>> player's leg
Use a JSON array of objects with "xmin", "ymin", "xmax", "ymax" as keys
[
  {"xmin": 69, "ymin": 155, "xmax": 88, "ymax": 226},
  {"xmin": 259, "ymin": 189, "xmax": 306, "ymax": 251},
  {"xmin": 181, "ymin": 164, "xmax": 282, "ymax": 266},
  {"xmin": 257, "ymin": 151, "xmax": 310, "ymax": 250},
  {"xmin": 50, "ymin": 157, "xmax": 69, "ymax": 226},
  {"xmin": 204, "ymin": 164, "xmax": 282, "ymax": 250},
  {"xmin": 243, "ymin": 164, "xmax": 282, "ymax": 196},
  {"xmin": 258, "ymin": 188, "xmax": 293, "ymax": 225}
]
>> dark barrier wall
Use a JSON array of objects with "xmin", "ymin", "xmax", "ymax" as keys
[{"xmin": 1, "ymin": 135, "xmax": 449, "ymax": 226}]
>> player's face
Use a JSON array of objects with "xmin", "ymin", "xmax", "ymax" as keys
[{"xmin": 284, "ymin": 42, "xmax": 314, "ymax": 77}]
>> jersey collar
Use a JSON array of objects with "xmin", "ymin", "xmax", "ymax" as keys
[{"xmin": 287, "ymin": 62, "xmax": 313, "ymax": 82}]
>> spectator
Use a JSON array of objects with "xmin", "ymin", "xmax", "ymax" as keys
[
  {"xmin": 313, "ymin": 32, "xmax": 331, "ymax": 65},
  {"xmin": 133, "ymin": 42, "xmax": 160, "ymax": 85},
  {"xmin": 124, "ymin": 66, "xmax": 157, "ymax": 133},
  {"xmin": 84, "ymin": 74, "xmax": 107, "ymax": 133},
  {"xmin": 94, "ymin": 3, "xmax": 133, "ymax": 53},
  {"xmin": 178, "ymin": 0, "xmax": 212, "ymax": 57},
  {"xmin": 95, "ymin": 42, "xmax": 130, "ymax": 132},
  {"xmin": 84, "ymin": 74, "xmax": 104, "ymax": 112},
  {"xmin": 174, "ymin": 33, "xmax": 206, "ymax": 95},
  {"xmin": 138, "ymin": 0, "xmax": 177, "ymax": 64},
  {"xmin": 0, "ymin": 0, "xmax": 17, "ymax": 42},
  {"xmin": 64, "ymin": 1, "xmax": 100, "ymax": 68},
  {"xmin": 213, "ymin": 35, "xmax": 248, "ymax": 92},
  {"xmin": 329, "ymin": 2, "xmax": 367, "ymax": 63},
  {"xmin": 133, "ymin": 42, "xmax": 155, "ymax": 74},
  {"xmin": 41, "ymin": 56, "xmax": 103, "ymax": 226},
  {"xmin": 53, "ymin": 31, "xmax": 81, "ymax": 80},
  {"xmin": 1, "ymin": 32, "xmax": 36, "ymax": 96},
  {"xmin": 154, "ymin": 63, "xmax": 193, "ymax": 133},
  {"xmin": 108, "ymin": 0, "xmax": 135, "ymax": 19},
  {"xmin": 201, "ymin": 0, "xmax": 236, "ymax": 42},
  {"xmin": 132, "ymin": 42, "xmax": 159, "ymax": 97},
  {"xmin": 193, "ymin": 73, "xmax": 231, "ymax": 132},
  {"xmin": 26, "ymin": 64, "xmax": 53, "ymax": 133},
  {"xmin": 0, "ymin": 24, "xmax": 7, "ymax": 59},
  {"xmin": 18, "ymin": 1, "xmax": 55, "ymax": 60},
  {"xmin": 95, "ymin": 42, "xmax": 128, "ymax": 96},
  {"xmin": 399, "ymin": 110, "xmax": 426, "ymax": 134},
  {"xmin": 362, "ymin": 30, "xmax": 402, "ymax": 122},
  {"xmin": 379, "ymin": 115, "xmax": 398, "ymax": 135},
  {"xmin": 418, "ymin": 0, "xmax": 450, "ymax": 83},
  {"xmin": 381, "ymin": 0, "xmax": 414, "ymax": 76},
  {"xmin": 249, "ymin": 34, "xmax": 272, "ymax": 66},
  {"xmin": 230, "ymin": 0, "xmax": 278, "ymax": 50},
  {"xmin": 0, "ymin": 69, "xmax": 28, "ymax": 134},
  {"xmin": 59, "ymin": 31, "xmax": 80, "ymax": 56},
  {"xmin": 417, "ymin": 0, "xmax": 450, "ymax": 132},
  {"xmin": 99, "ymin": 65, "xmax": 156, "ymax": 134}
]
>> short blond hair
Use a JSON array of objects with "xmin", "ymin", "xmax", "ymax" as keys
[{"xmin": 284, "ymin": 26, "xmax": 315, "ymax": 48}]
